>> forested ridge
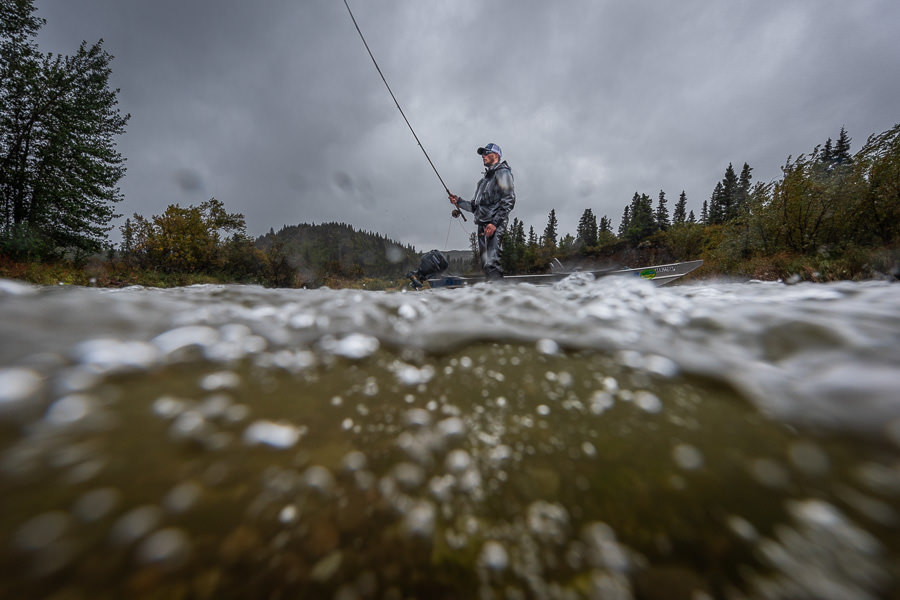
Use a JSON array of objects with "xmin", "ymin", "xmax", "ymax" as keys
[
  {"xmin": 2, "ymin": 0, "xmax": 898, "ymax": 288},
  {"xmin": 255, "ymin": 222, "xmax": 418, "ymax": 282}
]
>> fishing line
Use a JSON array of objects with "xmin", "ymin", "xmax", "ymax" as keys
[{"xmin": 342, "ymin": 0, "xmax": 467, "ymax": 222}]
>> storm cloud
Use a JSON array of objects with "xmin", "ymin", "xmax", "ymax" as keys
[{"xmin": 34, "ymin": 0, "xmax": 900, "ymax": 250}]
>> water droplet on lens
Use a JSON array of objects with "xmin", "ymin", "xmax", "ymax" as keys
[
  {"xmin": 73, "ymin": 488, "xmax": 121, "ymax": 522},
  {"xmin": 13, "ymin": 511, "xmax": 69, "ymax": 552},
  {"xmin": 243, "ymin": 420, "xmax": 302, "ymax": 449},
  {"xmin": 109, "ymin": 505, "xmax": 163, "ymax": 546},
  {"xmin": 536, "ymin": 339, "xmax": 560, "ymax": 355},
  {"xmin": 672, "ymin": 444, "xmax": 704, "ymax": 470},
  {"xmin": 478, "ymin": 540, "xmax": 509, "ymax": 571},
  {"xmin": 135, "ymin": 528, "xmax": 191, "ymax": 568}
]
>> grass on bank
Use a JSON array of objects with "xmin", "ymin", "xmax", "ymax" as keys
[{"xmin": 2, "ymin": 245, "xmax": 898, "ymax": 290}]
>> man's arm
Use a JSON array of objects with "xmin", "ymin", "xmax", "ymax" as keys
[{"xmin": 449, "ymin": 193, "xmax": 474, "ymax": 213}]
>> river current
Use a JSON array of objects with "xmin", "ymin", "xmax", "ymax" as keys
[{"xmin": 1, "ymin": 275, "xmax": 898, "ymax": 599}]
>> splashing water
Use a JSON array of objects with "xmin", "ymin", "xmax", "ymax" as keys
[{"xmin": 1, "ymin": 277, "xmax": 899, "ymax": 598}]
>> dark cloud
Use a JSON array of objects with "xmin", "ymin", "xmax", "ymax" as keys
[{"xmin": 34, "ymin": 0, "xmax": 900, "ymax": 250}]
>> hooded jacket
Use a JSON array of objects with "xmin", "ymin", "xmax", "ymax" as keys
[{"xmin": 455, "ymin": 160, "xmax": 516, "ymax": 230}]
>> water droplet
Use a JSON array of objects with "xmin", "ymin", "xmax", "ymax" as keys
[
  {"xmin": 589, "ymin": 391, "xmax": 614, "ymax": 414},
  {"xmin": 536, "ymin": 339, "xmax": 560, "ymax": 355},
  {"xmin": 787, "ymin": 441, "xmax": 830, "ymax": 476},
  {"xmin": 243, "ymin": 420, "xmax": 302, "ymax": 449},
  {"xmin": 751, "ymin": 458, "xmax": 790, "ymax": 488},
  {"xmin": 135, "ymin": 528, "xmax": 192, "ymax": 568},
  {"xmin": 672, "ymin": 444, "xmax": 704, "ymax": 470},
  {"xmin": 635, "ymin": 391, "xmax": 662, "ymax": 414},
  {"xmin": 73, "ymin": 488, "xmax": 121, "ymax": 522},
  {"xmin": 109, "ymin": 505, "xmax": 162, "ymax": 546},
  {"xmin": 478, "ymin": 540, "xmax": 509, "ymax": 571},
  {"xmin": 302, "ymin": 465, "xmax": 336, "ymax": 496},
  {"xmin": 329, "ymin": 334, "xmax": 380, "ymax": 359},
  {"xmin": 279, "ymin": 504, "xmax": 298, "ymax": 524},
  {"xmin": 153, "ymin": 395, "xmax": 187, "ymax": 419},
  {"xmin": 45, "ymin": 394, "xmax": 92, "ymax": 426},
  {"xmin": 405, "ymin": 408, "xmax": 432, "ymax": 428},
  {"xmin": 13, "ymin": 512, "xmax": 69, "ymax": 552},
  {"xmin": 199, "ymin": 371, "xmax": 240, "ymax": 391},
  {"xmin": 446, "ymin": 449, "xmax": 472, "ymax": 473},
  {"xmin": 163, "ymin": 481, "xmax": 202, "ymax": 514},
  {"xmin": 341, "ymin": 451, "xmax": 368, "ymax": 472},
  {"xmin": 0, "ymin": 368, "xmax": 43, "ymax": 420},
  {"xmin": 403, "ymin": 501, "xmax": 436, "ymax": 538}
]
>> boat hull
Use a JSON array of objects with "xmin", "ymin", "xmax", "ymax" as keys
[{"xmin": 426, "ymin": 260, "xmax": 704, "ymax": 289}]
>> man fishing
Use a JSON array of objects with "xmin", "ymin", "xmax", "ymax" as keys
[{"xmin": 449, "ymin": 143, "xmax": 516, "ymax": 280}]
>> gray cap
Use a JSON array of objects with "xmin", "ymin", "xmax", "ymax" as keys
[{"xmin": 476, "ymin": 143, "xmax": 502, "ymax": 158}]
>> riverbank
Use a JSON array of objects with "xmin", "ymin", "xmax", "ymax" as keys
[{"xmin": 2, "ymin": 245, "xmax": 898, "ymax": 290}]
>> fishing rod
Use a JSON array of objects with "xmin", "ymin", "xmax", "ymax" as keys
[{"xmin": 342, "ymin": 0, "xmax": 466, "ymax": 222}]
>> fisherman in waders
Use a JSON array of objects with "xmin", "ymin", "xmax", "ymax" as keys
[{"xmin": 449, "ymin": 143, "xmax": 516, "ymax": 280}]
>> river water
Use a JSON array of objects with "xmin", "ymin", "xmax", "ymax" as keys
[{"xmin": 1, "ymin": 275, "xmax": 898, "ymax": 599}]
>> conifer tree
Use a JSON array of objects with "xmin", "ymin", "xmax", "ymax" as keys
[
  {"xmin": 701, "ymin": 200, "xmax": 709, "ymax": 224},
  {"xmin": 576, "ymin": 208, "xmax": 598, "ymax": 248},
  {"xmin": 599, "ymin": 215, "xmax": 612, "ymax": 233},
  {"xmin": 618, "ymin": 205, "xmax": 631, "ymax": 237},
  {"xmin": 834, "ymin": 126, "xmax": 852, "ymax": 165},
  {"xmin": 821, "ymin": 138, "xmax": 834, "ymax": 164},
  {"xmin": 542, "ymin": 209, "xmax": 558, "ymax": 250},
  {"xmin": 673, "ymin": 191, "xmax": 687, "ymax": 225},
  {"xmin": 655, "ymin": 190, "xmax": 670, "ymax": 231},
  {"xmin": 625, "ymin": 193, "xmax": 656, "ymax": 243},
  {"xmin": 721, "ymin": 163, "xmax": 739, "ymax": 221},
  {"xmin": 736, "ymin": 163, "xmax": 753, "ymax": 216},
  {"xmin": 708, "ymin": 183, "xmax": 723, "ymax": 224}
]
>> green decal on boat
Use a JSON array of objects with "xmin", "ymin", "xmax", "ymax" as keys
[{"xmin": 639, "ymin": 269, "xmax": 657, "ymax": 279}]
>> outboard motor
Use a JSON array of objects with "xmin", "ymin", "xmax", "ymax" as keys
[{"xmin": 406, "ymin": 249, "xmax": 449, "ymax": 289}]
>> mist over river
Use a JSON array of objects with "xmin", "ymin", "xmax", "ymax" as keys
[{"xmin": 1, "ymin": 275, "xmax": 899, "ymax": 599}]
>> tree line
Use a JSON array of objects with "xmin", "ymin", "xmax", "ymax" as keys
[{"xmin": 499, "ymin": 124, "xmax": 899, "ymax": 279}]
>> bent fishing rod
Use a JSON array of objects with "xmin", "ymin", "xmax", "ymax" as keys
[{"xmin": 342, "ymin": 0, "xmax": 466, "ymax": 222}]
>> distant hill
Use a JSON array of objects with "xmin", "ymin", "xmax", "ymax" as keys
[{"xmin": 255, "ymin": 222, "xmax": 420, "ymax": 280}]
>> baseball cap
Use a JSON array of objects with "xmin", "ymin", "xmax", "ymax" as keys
[{"xmin": 476, "ymin": 143, "xmax": 502, "ymax": 158}]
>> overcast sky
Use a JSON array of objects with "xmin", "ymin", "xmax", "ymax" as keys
[{"xmin": 33, "ymin": 0, "xmax": 900, "ymax": 252}]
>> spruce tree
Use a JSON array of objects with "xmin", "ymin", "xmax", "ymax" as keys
[
  {"xmin": 720, "ymin": 163, "xmax": 739, "ymax": 222},
  {"xmin": 736, "ymin": 163, "xmax": 753, "ymax": 216},
  {"xmin": 821, "ymin": 138, "xmax": 834, "ymax": 164},
  {"xmin": 625, "ymin": 193, "xmax": 656, "ymax": 243},
  {"xmin": 834, "ymin": 126, "xmax": 852, "ymax": 165},
  {"xmin": 707, "ymin": 184, "xmax": 723, "ymax": 224},
  {"xmin": 618, "ymin": 205, "xmax": 631, "ymax": 237},
  {"xmin": 655, "ymin": 190, "xmax": 670, "ymax": 231},
  {"xmin": 599, "ymin": 215, "xmax": 612, "ymax": 233},
  {"xmin": 542, "ymin": 209, "xmax": 558, "ymax": 250},
  {"xmin": 673, "ymin": 191, "xmax": 687, "ymax": 225},
  {"xmin": 576, "ymin": 208, "xmax": 598, "ymax": 248}
]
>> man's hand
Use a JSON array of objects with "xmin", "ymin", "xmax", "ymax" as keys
[
  {"xmin": 448, "ymin": 194, "xmax": 459, "ymax": 205},
  {"xmin": 484, "ymin": 223, "xmax": 497, "ymax": 238}
]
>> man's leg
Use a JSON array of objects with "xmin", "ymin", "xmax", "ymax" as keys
[{"xmin": 481, "ymin": 227, "xmax": 504, "ymax": 280}]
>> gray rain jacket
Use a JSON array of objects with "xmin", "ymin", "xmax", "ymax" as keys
[{"xmin": 455, "ymin": 160, "xmax": 516, "ymax": 230}]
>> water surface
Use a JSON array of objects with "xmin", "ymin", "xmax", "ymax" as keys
[{"xmin": 1, "ymin": 276, "xmax": 898, "ymax": 599}]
